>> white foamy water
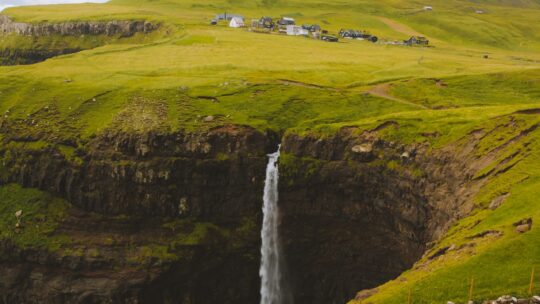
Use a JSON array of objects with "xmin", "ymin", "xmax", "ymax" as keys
[
  {"xmin": 260, "ymin": 145, "xmax": 288, "ymax": 304},
  {"xmin": 0, "ymin": 0, "xmax": 108, "ymax": 12}
]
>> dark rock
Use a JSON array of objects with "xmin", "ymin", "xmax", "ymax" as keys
[
  {"xmin": 351, "ymin": 143, "xmax": 373, "ymax": 154},
  {"xmin": 1, "ymin": 125, "xmax": 275, "ymax": 217},
  {"xmin": 0, "ymin": 14, "xmax": 158, "ymax": 37},
  {"xmin": 427, "ymin": 245, "xmax": 453, "ymax": 260},
  {"xmin": 513, "ymin": 218, "xmax": 533, "ymax": 233},
  {"xmin": 467, "ymin": 230, "xmax": 503, "ymax": 239},
  {"xmin": 516, "ymin": 224, "xmax": 531, "ymax": 233},
  {"xmin": 278, "ymin": 126, "xmax": 489, "ymax": 304}
]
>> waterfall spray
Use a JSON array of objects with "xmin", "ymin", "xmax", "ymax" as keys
[{"xmin": 260, "ymin": 145, "xmax": 286, "ymax": 304}]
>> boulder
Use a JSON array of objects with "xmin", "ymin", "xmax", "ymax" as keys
[
  {"xmin": 351, "ymin": 143, "xmax": 373, "ymax": 154},
  {"xmin": 516, "ymin": 224, "xmax": 531, "ymax": 233},
  {"xmin": 496, "ymin": 295, "xmax": 516, "ymax": 303},
  {"xmin": 203, "ymin": 115, "xmax": 215, "ymax": 122},
  {"xmin": 513, "ymin": 218, "xmax": 533, "ymax": 233}
]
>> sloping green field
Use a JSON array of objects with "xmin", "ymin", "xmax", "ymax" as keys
[{"xmin": 1, "ymin": 0, "xmax": 540, "ymax": 302}]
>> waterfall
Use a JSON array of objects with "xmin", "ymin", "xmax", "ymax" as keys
[{"xmin": 260, "ymin": 145, "xmax": 287, "ymax": 304}]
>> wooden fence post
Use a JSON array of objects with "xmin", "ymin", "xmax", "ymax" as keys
[
  {"xmin": 529, "ymin": 267, "xmax": 536, "ymax": 296},
  {"xmin": 468, "ymin": 276, "xmax": 475, "ymax": 303}
]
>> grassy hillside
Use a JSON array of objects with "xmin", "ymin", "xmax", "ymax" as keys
[
  {"xmin": 349, "ymin": 110, "xmax": 540, "ymax": 304},
  {"xmin": 1, "ymin": 0, "xmax": 539, "ymax": 137},
  {"xmin": 1, "ymin": 0, "xmax": 540, "ymax": 302}
]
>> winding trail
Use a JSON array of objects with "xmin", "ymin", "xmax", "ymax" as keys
[
  {"xmin": 378, "ymin": 17, "xmax": 425, "ymax": 37},
  {"xmin": 378, "ymin": 16, "xmax": 440, "ymax": 44}
]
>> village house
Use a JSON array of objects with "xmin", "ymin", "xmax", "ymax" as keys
[
  {"xmin": 277, "ymin": 17, "xmax": 295, "ymax": 26},
  {"xmin": 286, "ymin": 25, "xmax": 309, "ymax": 36},
  {"xmin": 229, "ymin": 16, "xmax": 245, "ymax": 28},
  {"xmin": 302, "ymin": 24, "xmax": 321, "ymax": 32},
  {"xmin": 277, "ymin": 17, "xmax": 295, "ymax": 33},
  {"xmin": 339, "ymin": 29, "xmax": 378, "ymax": 42},
  {"xmin": 404, "ymin": 36, "xmax": 429, "ymax": 46},
  {"xmin": 302, "ymin": 24, "xmax": 321, "ymax": 38},
  {"xmin": 250, "ymin": 16, "xmax": 275, "ymax": 32}
]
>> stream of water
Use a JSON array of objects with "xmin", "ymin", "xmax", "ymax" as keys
[{"xmin": 260, "ymin": 145, "xmax": 287, "ymax": 304}]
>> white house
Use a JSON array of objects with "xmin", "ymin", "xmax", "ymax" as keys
[
  {"xmin": 286, "ymin": 25, "xmax": 309, "ymax": 36},
  {"xmin": 229, "ymin": 17, "xmax": 245, "ymax": 28}
]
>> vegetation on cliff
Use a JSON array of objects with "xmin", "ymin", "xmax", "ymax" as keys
[{"xmin": 0, "ymin": 0, "xmax": 540, "ymax": 302}]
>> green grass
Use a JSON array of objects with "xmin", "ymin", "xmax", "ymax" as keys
[
  {"xmin": 351, "ymin": 113, "xmax": 540, "ymax": 303},
  {"xmin": 1, "ymin": 0, "xmax": 539, "ymax": 139},
  {"xmin": 0, "ymin": 0, "xmax": 540, "ymax": 302},
  {"xmin": 0, "ymin": 183, "xmax": 69, "ymax": 251},
  {"xmin": 389, "ymin": 69, "xmax": 540, "ymax": 109}
]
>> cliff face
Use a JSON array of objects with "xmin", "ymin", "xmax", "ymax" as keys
[
  {"xmin": 0, "ymin": 15, "xmax": 157, "ymax": 37},
  {"xmin": 0, "ymin": 124, "xmax": 487, "ymax": 303},
  {"xmin": 0, "ymin": 14, "xmax": 158, "ymax": 65},
  {"xmin": 2, "ymin": 125, "xmax": 276, "ymax": 218},
  {"xmin": 0, "ymin": 47, "xmax": 81, "ymax": 65},
  {"xmin": 0, "ymin": 125, "xmax": 276, "ymax": 303},
  {"xmin": 277, "ymin": 127, "xmax": 486, "ymax": 304}
]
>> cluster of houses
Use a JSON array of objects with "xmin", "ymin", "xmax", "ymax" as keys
[{"xmin": 210, "ymin": 13, "xmax": 430, "ymax": 47}]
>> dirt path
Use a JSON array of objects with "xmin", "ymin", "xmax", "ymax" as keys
[
  {"xmin": 367, "ymin": 83, "xmax": 429, "ymax": 109},
  {"xmin": 277, "ymin": 79, "xmax": 339, "ymax": 91},
  {"xmin": 378, "ymin": 16, "xmax": 426, "ymax": 38}
]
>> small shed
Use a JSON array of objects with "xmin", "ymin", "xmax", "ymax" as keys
[
  {"xmin": 229, "ymin": 17, "xmax": 245, "ymax": 28},
  {"xmin": 404, "ymin": 36, "xmax": 429, "ymax": 46},
  {"xmin": 215, "ymin": 13, "xmax": 243, "ymax": 21}
]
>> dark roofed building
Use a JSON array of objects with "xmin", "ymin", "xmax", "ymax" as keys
[
  {"xmin": 215, "ymin": 13, "xmax": 244, "ymax": 21},
  {"xmin": 404, "ymin": 36, "xmax": 429, "ymax": 46}
]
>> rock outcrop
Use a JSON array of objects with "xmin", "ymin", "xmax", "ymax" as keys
[
  {"xmin": 277, "ymin": 127, "xmax": 488, "ymax": 304},
  {"xmin": 0, "ymin": 125, "xmax": 276, "ymax": 303},
  {"xmin": 0, "ymin": 47, "xmax": 81, "ymax": 65},
  {"xmin": 0, "ymin": 14, "xmax": 157, "ymax": 37},
  {"xmin": 0, "ymin": 14, "xmax": 159, "ymax": 65},
  {"xmin": 1, "ymin": 125, "xmax": 277, "ymax": 218}
]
